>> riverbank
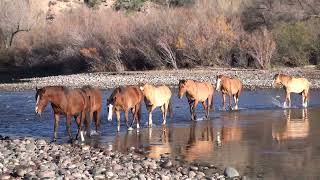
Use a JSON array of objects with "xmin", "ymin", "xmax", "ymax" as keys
[
  {"xmin": 0, "ymin": 137, "xmax": 241, "ymax": 180},
  {"xmin": 1, "ymin": 67, "xmax": 320, "ymax": 91}
]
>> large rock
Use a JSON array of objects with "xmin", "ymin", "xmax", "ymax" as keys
[
  {"xmin": 37, "ymin": 171, "xmax": 55, "ymax": 178},
  {"xmin": 224, "ymin": 167, "xmax": 240, "ymax": 178}
]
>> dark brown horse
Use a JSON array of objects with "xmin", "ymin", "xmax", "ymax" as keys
[
  {"xmin": 35, "ymin": 86, "xmax": 90, "ymax": 142},
  {"xmin": 76, "ymin": 85, "xmax": 102, "ymax": 134},
  {"xmin": 107, "ymin": 86, "xmax": 143, "ymax": 132}
]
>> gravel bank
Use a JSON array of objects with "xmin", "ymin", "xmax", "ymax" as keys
[
  {"xmin": 1, "ymin": 67, "xmax": 320, "ymax": 91},
  {"xmin": 0, "ymin": 137, "xmax": 238, "ymax": 180}
]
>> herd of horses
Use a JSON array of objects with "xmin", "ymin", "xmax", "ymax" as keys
[{"xmin": 34, "ymin": 73, "xmax": 311, "ymax": 143}]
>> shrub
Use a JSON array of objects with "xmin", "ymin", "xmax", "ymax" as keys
[
  {"xmin": 113, "ymin": 0, "xmax": 148, "ymax": 11},
  {"xmin": 272, "ymin": 21, "xmax": 319, "ymax": 66}
]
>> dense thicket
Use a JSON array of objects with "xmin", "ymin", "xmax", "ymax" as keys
[{"xmin": 0, "ymin": 0, "xmax": 320, "ymax": 75}]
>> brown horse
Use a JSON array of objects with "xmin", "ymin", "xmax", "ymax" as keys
[
  {"xmin": 107, "ymin": 86, "xmax": 143, "ymax": 132},
  {"xmin": 35, "ymin": 86, "xmax": 90, "ymax": 142},
  {"xmin": 178, "ymin": 80, "xmax": 214, "ymax": 120},
  {"xmin": 77, "ymin": 86, "xmax": 102, "ymax": 134},
  {"xmin": 140, "ymin": 83, "xmax": 172, "ymax": 127},
  {"xmin": 272, "ymin": 74, "xmax": 310, "ymax": 108},
  {"xmin": 215, "ymin": 75, "xmax": 242, "ymax": 110}
]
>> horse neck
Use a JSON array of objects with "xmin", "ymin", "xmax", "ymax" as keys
[
  {"xmin": 186, "ymin": 81, "xmax": 197, "ymax": 97},
  {"xmin": 144, "ymin": 86, "xmax": 155, "ymax": 100},
  {"xmin": 46, "ymin": 90, "xmax": 67, "ymax": 109},
  {"xmin": 280, "ymin": 75, "xmax": 291, "ymax": 87}
]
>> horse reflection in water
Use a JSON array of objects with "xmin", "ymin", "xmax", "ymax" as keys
[
  {"xmin": 181, "ymin": 121, "xmax": 215, "ymax": 162},
  {"xmin": 273, "ymin": 109, "xmax": 309, "ymax": 141},
  {"xmin": 147, "ymin": 126, "xmax": 172, "ymax": 159}
]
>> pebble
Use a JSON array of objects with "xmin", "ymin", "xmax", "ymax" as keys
[
  {"xmin": 0, "ymin": 138, "xmax": 228, "ymax": 179},
  {"xmin": 224, "ymin": 167, "xmax": 240, "ymax": 178}
]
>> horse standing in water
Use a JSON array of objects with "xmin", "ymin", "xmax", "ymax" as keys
[
  {"xmin": 178, "ymin": 80, "xmax": 214, "ymax": 120},
  {"xmin": 35, "ymin": 86, "xmax": 90, "ymax": 142},
  {"xmin": 140, "ymin": 83, "xmax": 172, "ymax": 127},
  {"xmin": 107, "ymin": 86, "xmax": 143, "ymax": 132},
  {"xmin": 77, "ymin": 86, "xmax": 102, "ymax": 134},
  {"xmin": 272, "ymin": 74, "xmax": 310, "ymax": 108},
  {"xmin": 215, "ymin": 75, "xmax": 242, "ymax": 110}
]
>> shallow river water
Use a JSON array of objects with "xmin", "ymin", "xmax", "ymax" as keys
[{"xmin": 1, "ymin": 89, "xmax": 320, "ymax": 179}]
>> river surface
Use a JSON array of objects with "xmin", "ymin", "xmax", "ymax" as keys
[{"xmin": 1, "ymin": 89, "xmax": 320, "ymax": 179}]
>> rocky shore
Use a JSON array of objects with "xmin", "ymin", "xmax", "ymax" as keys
[
  {"xmin": 0, "ymin": 136, "xmax": 244, "ymax": 180},
  {"xmin": 1, "ymin": 67, "xmax": 320, "ymax": 91}
]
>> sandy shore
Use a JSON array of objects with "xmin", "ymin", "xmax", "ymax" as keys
[
  {"xmin": 0, "ymin": 137, "xmax": 243, "ymax": 180},
  {"xmin": 1, "ymin": 67, "xmax": 320, "ymax": 91}
]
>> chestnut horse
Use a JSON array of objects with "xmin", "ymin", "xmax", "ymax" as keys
[
  {"xmin": 272, "ymin": 74, "xmax": 310, "ymax": 108},
  {"xmin": 178, "ymin": 80, "xmax": 214, "ymax": 120},
  {"xmin": 107, "ymin": 86, "xmax": 143, "ymax": 132},
  {"xmin": 215, "ymin": 75, "xmax": 242, "ymax": 110},
  {"xmin": 35, "ymin": 86, "xmax": 90, "ymax": 142},
  {"xmin": 140, "ymin": 83, "xmax": 172, "ymax": 127},
  {"xmin": 78, "ymin": 85, "xmax": 102, "ymax": 134}
]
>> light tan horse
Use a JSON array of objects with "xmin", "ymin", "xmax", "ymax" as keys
[
  {"xmin": 272, "ymin": 74, "xmax": 310, "ymax": 108},
  {"xmin": 178, "ymin": 80, "xmax": 214, "ymax": 120},
  {"xmin": 140, "ymin": 83, "xmax": 172, "ymax": 127},
  {"xmin": 215, "ymin": 75, "xmax": 242, "ymax": 110}
]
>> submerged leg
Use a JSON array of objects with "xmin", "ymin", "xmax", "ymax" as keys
[
  {"xmin": 188, "ymin": 100, "xmax": 194, "ymax": 120},
  {"xmin": 285, "ymin": 92, "xmax": 291, "ymax": 108},
  {"xmin": 53, "ymin": 114, "xmax": 60, "ymax": 142}
]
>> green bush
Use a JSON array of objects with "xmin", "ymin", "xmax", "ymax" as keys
[
  {"xmin": 113, "ymin": 0, "xmax": 147, "ymax": 11},
  {"xmin": 272, "ymin": 21, "xmax": 319, "ymax": 66}
]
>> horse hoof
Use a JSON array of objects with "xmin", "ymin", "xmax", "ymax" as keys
[{"xmin": 128, "ymin": 127, "xmax": 134, "ymax": 131}]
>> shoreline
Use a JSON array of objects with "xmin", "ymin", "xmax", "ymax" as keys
[
  {"xmin": 0, "ymin": 136, "xmax": 239, "ymax": 179},
  {"xmin": 1, "ymin": 67, "xmax": 320, "ymax": 91}
]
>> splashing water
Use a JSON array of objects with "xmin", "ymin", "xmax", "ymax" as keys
[{"xmin": 271, "ymin": 97, "xmax": 284, "ymax": 108}]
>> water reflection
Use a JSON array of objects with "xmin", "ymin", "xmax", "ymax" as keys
[
  {"xmin": 182, "ymin": 121, "xmax": 215, "ymax": 162},
  {"xmin": 273, "ymin": 109, "xmax": 309, "ymax": 141}
]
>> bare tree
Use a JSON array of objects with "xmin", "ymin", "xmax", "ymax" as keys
[
  {"xmin": 0, "ymin": 0, "xmax": 40, "ymax": 48},
  {"xmin": 241, "ymin": 28, "xmax": 276, "ymax": 69},
  {"xmin": 157, "ymin": 39, "xmax": 178, "ymax": 69}
]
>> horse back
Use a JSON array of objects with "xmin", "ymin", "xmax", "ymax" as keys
[
  {"xmin": 124, "ymin": 86, "xmax": 144, "ymax": 106},
  {"xmin": 66, "ymin": 89, "xmax": 90, "ymax": 115}
]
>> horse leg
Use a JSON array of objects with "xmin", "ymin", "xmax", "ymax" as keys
[
  {"xmin": 85, "ymin": 111, "xmax": 93, "ymax": 137},
  {"xmin": 135, "ymin": 104, "xmax": 141, "ymax": 129},
  {"xmin": 193, "ymin": 100, "xmax": 199, "ymax": 120},
  {"xmin": 202, "ymin": 101, "xmax": 208, "ymax": 119},
  {"xmin": 286, "ymin": 92, "xmax": 291, "ymax": 108},
  {"xmin": 148, "ymin": 106, "xmax": 155, "ymax": 128},
  {"xmin": 66, "ymin": 115, "xmax": 73, "ymax": 143},
  {"xmin": 95, "ymin": 109, "xmax": 101, "ymax": 133},
  {"xmin": 161, "ymin": 103, "xmax": 169, "ymax": 125},
  {"xmin": 116, "ymin": 111, "xmax": 121, "ymax": 132},
  {"xmin": 233, "ymin": 95, "xmax": 238, "ymax": 110},
  {"xmin": 228, "ymin": 95, "xmax": 232, "ymax": 110},
  {"xmin": 79, "ymin": 111, "xmax": 86, "ymax": 142},
  {"xmin": 52, "ymin": 113, "xmax": 60, "ymax": 142},
  {"xmin": 302, "ymin": 90, "xmax": 308, "ymax": 108},
  {"xmin": 188, "ymin": 99, "xmax": 194, "ymax": 120},
  {"xmin": 222, "ymin": 93, "xmax": 226, "ymax": 110},
  {"xmin": 124, "ymin": 110, "xmax": 130, "ymax": 129}
]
